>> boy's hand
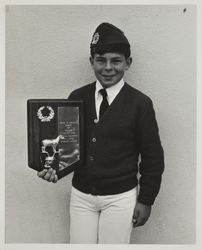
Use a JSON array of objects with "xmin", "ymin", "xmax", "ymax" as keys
[
  {"xmin": 132, "ymin": 202, "xmax": 151, "ymax": 227},
  {"xmin": 37, "ymin": 168, "xmax": 58, "ymax": 183}
]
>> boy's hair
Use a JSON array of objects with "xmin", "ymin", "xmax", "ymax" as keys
[{"xmin": 90, "ymin": 44, "xmax": 131, "ymax": 59}]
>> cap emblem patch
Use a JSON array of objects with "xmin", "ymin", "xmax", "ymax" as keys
[{"xmin": 91, "ymin": 32, "xmax": 99, "ymax": 45}]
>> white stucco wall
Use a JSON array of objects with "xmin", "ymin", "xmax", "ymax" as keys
[{"xmin": 5, "ymin": 5, "xmax": 196, "ymax": 244}]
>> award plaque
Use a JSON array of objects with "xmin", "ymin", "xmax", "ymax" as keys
[{"xmin": 27, "ymin": 99, "xmax": 84, "ymax": 179}]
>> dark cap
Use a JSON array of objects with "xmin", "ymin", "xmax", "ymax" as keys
[{"xmin": 90, "ymin": 22, "xmax": 130, "ymax": 49}]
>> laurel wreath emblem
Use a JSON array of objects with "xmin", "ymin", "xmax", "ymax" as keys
[{"xmin": 37, "ymin": 106, "xmax": 55, "ymax": 122}]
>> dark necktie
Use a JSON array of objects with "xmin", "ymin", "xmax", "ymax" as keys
[{"xmin": 99, "ymin": 88, "xmax": 109, "ymax": 118}]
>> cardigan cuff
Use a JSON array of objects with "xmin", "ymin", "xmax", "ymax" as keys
[{"xmin": 137, "ymin": 195, "xmax": 155, "ymax": 206}]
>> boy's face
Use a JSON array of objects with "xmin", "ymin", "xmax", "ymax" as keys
[{"xmin": 90, "ymin": 52, "xmax": 132, "ymax": 88}]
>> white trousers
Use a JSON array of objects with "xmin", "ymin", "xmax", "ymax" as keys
[{"xmin": 69, "ymin": 186, "xmax": 137, "ymax": 244}]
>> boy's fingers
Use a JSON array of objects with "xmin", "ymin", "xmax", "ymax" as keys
[
  {"xmin": 49, "ymin": 170, "xmax": 56, "ymax": 182},
  {"xmin": 44, "ymin": 168, "xmax": 54, "ymax": 180},
  {"xmin": 37, "ymin": 169, "xmax": 48, "ymax": 178},
  {"xmin": 37, "ymin": 168, "xmax": 58, "ymax": 183},
  {"xmin": 53, "ymin": 174, "xmax": 58, "ymax": 183}
]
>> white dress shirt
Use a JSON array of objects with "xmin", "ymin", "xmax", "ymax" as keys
[{"xmin": 95, "ymin": 79, "xmax": 125, "ymax": 120}]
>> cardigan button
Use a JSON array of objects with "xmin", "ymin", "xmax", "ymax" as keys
[
  {"xmin": 92, "ymin": 138, "xmax": 96, "ymax": 142},
  {"xmin": 89, "ymin": 156, "xmax": 94, "ymax": 161}
]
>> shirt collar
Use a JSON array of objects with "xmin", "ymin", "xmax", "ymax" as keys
[{"xmin": 95, "ymin": 79, "xmax": 125, "ymax": 102}]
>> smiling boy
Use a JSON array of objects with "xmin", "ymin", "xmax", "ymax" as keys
[
  {"xmin": 90, "ymin": 52, "xmax": 132, "ymax": 88},
  {"xmin": 38, "ymin": 23, "xmax": 164, "ymax": 244}
]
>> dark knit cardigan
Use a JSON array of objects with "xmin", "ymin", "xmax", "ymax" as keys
[{"xmin": 68, "ymin": 82, "xmax": 164, "ymax": 205}]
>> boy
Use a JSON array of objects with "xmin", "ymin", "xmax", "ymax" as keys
[{"xmin": 38, "ymin": 23, "xmax": 164, "ymax": 244}]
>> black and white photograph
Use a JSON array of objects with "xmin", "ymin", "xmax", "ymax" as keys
[{"xmin": 1, "ymin": 1, "xmax": 200, "ymax": 248}]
